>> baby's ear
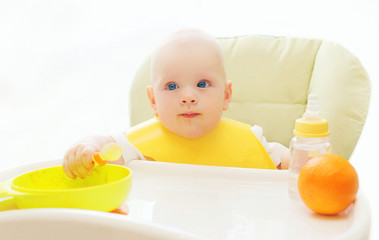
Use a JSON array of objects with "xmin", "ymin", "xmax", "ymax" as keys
[
  {"xmin": 146, "ymin": 85, "xmax": 158, "ymax": 116},
  {"xmin": 223, "ymin": 80, "xmax": 232, "ymax": 111}
]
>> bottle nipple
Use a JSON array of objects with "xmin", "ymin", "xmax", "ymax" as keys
[
  {"xmin": 302, "ymin": 93, "xmax": 321, "ymax": 121},
  {"xmin": 293, "ymin": 93, "xmax": 329, "ymax": 138}
]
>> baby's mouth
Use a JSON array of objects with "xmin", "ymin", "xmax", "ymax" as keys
[{"xmin": 179, "ymin": 112, "xmax": 203, "ymax": 118}]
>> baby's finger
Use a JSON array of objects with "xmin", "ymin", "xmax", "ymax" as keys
[
  {"xmin": 74, "ymin": 150, "xmax": 91, "ymax": 179},
  {"xmin": 81, "ymin": 145, "xmax": 97, "ymax": 170},
  {"xmin": 63, "ymin": 162, "xmax": 76, "ymax": 179},
  {"xmin": 68, "ymin": 150, "xmax": 81, "ymax": 177},
  {"xmin": 63, "ymin": 154, "xmax": 76, "ymax": 179}
]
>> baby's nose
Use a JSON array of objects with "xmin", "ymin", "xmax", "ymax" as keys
[{"xmin": 181, "ymin": 95, "xmax": 197, "ymax": 104}]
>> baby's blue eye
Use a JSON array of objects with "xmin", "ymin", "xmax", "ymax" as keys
[
  {"xmin": 167, "ymin": 83, "xmax": 178, "ymax": 90},
  {"xmin": 197, "ymin": 81, "xmax": 209, "ymax": 88}
]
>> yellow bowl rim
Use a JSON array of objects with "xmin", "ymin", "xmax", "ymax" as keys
[{"xmin": 10, "ymin": 165, "xmax": 132, "ymax": 194}]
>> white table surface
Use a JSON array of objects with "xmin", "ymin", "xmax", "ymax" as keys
[{"xmin": 0, "ymin": 160, "xmax": 371, "ymax": 240}]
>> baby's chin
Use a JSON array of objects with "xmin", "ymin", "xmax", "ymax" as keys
[{"xmin": 160, "ymin": 115, "xmax": 221, "ymax": 139}]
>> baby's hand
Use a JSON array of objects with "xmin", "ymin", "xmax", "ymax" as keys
[{"xmin": 63, "ymin": 142, "xmax": 100, "ymax": 179}]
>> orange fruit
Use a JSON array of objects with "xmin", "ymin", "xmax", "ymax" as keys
[{"xmin": 298, "ymin": 154, "xmax": 359, "ymax": 215}]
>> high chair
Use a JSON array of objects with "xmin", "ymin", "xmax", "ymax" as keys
[
  {"xmin": 128, "ymin": 34, "xmax": 370, "ymax": 160},
  {"xmin": 0, "ymin": 34, "xmax": 371, "ymax": 240}
]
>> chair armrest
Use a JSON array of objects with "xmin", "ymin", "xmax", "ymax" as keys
[{"xmin": 309, "ymin": 41, "xmax": 370, "ymax": 159}]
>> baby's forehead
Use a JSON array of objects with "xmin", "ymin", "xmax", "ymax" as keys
[{"xmin": 150, "ymin": 29, "xmax": 226, "ymax": 83}]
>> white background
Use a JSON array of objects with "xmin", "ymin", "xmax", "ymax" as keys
[{"xmin": 1, "ymin": 0, "xmax": 378, "ymax": 238}]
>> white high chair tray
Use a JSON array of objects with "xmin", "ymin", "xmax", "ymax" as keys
[
  {"xmin": 0, "ymin": 160, "xmax": 371, "ymax": 240},
  {"xmin": 126, "ymin": 160, "xmax": 370, "ymax": 240}
]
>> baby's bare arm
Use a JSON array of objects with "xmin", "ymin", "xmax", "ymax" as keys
[{"xmin": 63, "ymin": 135, "xmax": 116, "ymax": 179}]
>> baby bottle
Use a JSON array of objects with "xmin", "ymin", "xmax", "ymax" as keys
[{"xmin": 288, "ymin": 93, "xmax": 331, "ymax": 200}]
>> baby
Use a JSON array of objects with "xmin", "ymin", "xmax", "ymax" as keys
[{"xmin": 63, "ymin": 29, "xmax": 289, "ymax": 179}]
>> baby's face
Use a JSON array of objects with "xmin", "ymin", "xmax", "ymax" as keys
[{"xmin": 148, "ymin": 35, "xmax": 231, "ymax": 139}]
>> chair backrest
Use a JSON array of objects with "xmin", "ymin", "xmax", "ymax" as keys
[{"xmin": 127, "ymin": 34, "xmax": 370, "ymax": 160}]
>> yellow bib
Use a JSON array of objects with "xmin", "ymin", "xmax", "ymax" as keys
[{"xmin": 126, "ymin": 118, "xmax": 277, "ymax": 169}]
